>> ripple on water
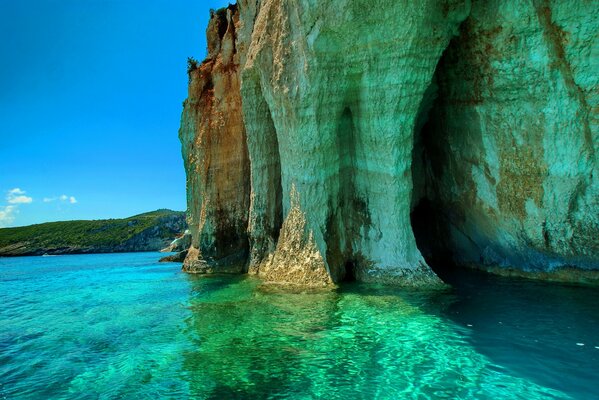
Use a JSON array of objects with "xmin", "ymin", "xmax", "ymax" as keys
[{"xmin": 1, "ymin": 253, "xmax": 597, "ymax": 399}]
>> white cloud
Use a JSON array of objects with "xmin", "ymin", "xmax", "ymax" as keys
[
  {"xmin": 7, "ymin": 188, "xmax": 33, "ymax": 204},
  {"xmin": 0, "ymin": 205, "xmax": 17, "ymax": 228},
  {"xmin": 8, "ymin": 195, "xmax": 33, "ymax": 204},
  {"xmin": 0, "ymin": 188, "xmax": 78, "ymax": 227},
  {"xmin": 43, "ymin": 194, "xmax": 78, "ymax": 204},
  {"xmin": 1, "ymin": 188, "xmax": 33, "ymax": 227}
]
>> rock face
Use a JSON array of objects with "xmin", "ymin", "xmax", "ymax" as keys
[
  {"xmin": 412, "ymin": 0, "xmax": 599, "ymax": 275},
  {"xmin": 241, "ymin": 0, "xmax": 471, "ymax": 287},
  {"xmin": 180, "ymin": 0, "xmax": 598, "ymax": 286},
  {"xmin": 180, "ymin": 5, "xmax": 251, "ymax": 274}
]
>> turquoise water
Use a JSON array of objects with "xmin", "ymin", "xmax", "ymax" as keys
[{"xmin": 1, "ymin": 253, "xmax": 598, "ymax": 399}]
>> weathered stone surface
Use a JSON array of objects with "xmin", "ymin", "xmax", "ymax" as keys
[
  {"xmin": 180, "ymin": 5, "xmax": 251, "ymax": 273},
  {"xmin": 180, "ymin": 0, "xmax": 598, "ymax": 285},
  {"xmin": 255, "ymin": 185, "xmax": 333, "ymax": 287},
  {"xmin": 412, "ymin": 0, "xmax": 599, "ymax": 276},
  {"xmin": 241, "ymin": 0, "xmax": 470, "ymax": 286}
]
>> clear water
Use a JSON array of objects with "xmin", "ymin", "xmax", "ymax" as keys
[{"xmin": 1, "ymin": 253, "xmax": 598, "ymax": 399}]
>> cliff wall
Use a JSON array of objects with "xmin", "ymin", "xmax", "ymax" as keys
[
  {"xmin": 180, "ymin": 0, "xmax": 598, "ymax": 286},
  {"xmin": 412, "ymin": 0, "xmax": 598, "ymax": 277},
  {"xmin": 180, "ymin": 5, "xmax": 251, "ymax": 273}
]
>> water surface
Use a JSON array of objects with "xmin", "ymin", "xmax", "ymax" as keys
[{"xmin": 1, "ymin": 253, "xmax": 597, "ymax": 399}]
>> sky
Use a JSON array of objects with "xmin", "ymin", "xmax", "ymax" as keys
[{"xmin": 0, "ymin": 0, "xmax": 232, "ymax": 227}]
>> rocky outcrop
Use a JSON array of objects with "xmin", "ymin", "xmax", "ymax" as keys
[
  {"xmin": 240, "ymin": 0, "xmax": 472, "ymax": 287},
  {"xmin": 159, "ymin": 231, "xmax": 192, "ymax": 263},
  {"xmin": 180, "ymin": 1, "xmax": 598, "ymax": 286},
  {"xmin": 159, "ymin": 250, "xmax": 188, "ymax": 263}
]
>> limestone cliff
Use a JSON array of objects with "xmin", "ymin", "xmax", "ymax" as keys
[
  {"xmin": 180, "ymin": 0, "xmax": 598, "ymax": 286},
  {"xmin": 180, "ymin": 5, "xmax": 250, "ymax": 274}
]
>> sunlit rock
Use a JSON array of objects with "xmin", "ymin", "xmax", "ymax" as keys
[
  {"xmin": 179, "ymin": 0, "xmax": 598, "ymax": 285},
  {"xmin": 241, "ymin": 0, "xmax": 470, "ymax": 286},
  {"xmin": 180, "ymin": 5, "xmax": 251, "ymax": 273}
]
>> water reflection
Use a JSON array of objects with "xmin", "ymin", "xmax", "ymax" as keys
[
  {"xmin": 2, "ymin": 254, "xmax": 594, "ymax": 399},
  {"xmin": 182, "ymin": 276, "xmax": 571, "ymax": 399}
]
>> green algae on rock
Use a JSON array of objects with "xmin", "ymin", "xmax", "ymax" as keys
[{"xmin": 179, "ymin": 0, "xmax": 598, "ymax": 286}]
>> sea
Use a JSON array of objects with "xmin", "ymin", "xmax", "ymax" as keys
[{"xmin": 1, "ymin": 252, "xmax": 598, "ymax": 399}]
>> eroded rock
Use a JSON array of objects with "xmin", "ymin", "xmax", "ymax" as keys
[
  {"xmin": 412, "ymin": 0, "xmax": 599, "ymax": 276},
  {"xmin": 179, "ymin": 0, "xmax": 598, "ymax": 286},
  {"xmin": 241, "ymin": 0, "xmax": 470, "ymax": 286}
]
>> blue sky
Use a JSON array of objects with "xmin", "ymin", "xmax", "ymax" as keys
[{"xmin": 0, "ymin": 0, "xmax": 231, "ymax": 227}]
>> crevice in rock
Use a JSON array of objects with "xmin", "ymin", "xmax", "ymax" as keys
[
  {"xmin": 336, "ymin": 106, "xmax": 358, "ymax": 257},
  {"xmin": 212, "ymin": 5, "xmax": 237, "ymax": 40},
  {"xmin": 326, "ymin": 105, "xmax": 372, "ymax": 282},
  {"xmin": 326, "ymin": 106, "xmax": 356, "ymax": 281},
  {"xmin": 243, "ymin": 73, "xmax": 283, "ymax": 270},
  {"xmin": 269, "ymin": 114, "xmax": 284, "ymax": 244}
]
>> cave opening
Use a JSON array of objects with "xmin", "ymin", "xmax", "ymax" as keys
[
  {"xmin": 343, "ymin": 261, "xmax": 357, "ymax": 282},
  {"xmin": 409, "ymin": 42, "xmax": 460, "ymax": 282}
]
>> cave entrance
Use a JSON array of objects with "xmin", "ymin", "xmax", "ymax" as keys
[
  {"xmin": 409, "ymin": 43, "xmax": 459, "ymax": 282},
  {"xmin": 410, "ymin": 197, "xmax": 456, "ymax": 281},
  {"xmin": 343, "ymin": 261, "xmax": 357, "ymax": 282}
]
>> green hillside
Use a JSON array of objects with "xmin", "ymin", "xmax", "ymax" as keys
[{"xmin": 0, "ymin": 209, "xmax": 186, "ymax": 256}]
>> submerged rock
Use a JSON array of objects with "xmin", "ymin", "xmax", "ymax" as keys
[{"xmin": 179, "ymin": 1, "xmax": 598, "ymax": 285}]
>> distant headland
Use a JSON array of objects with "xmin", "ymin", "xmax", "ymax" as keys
[{"xmin": 0, "ymin": 209, "xmax": 186, "ymax": 257}]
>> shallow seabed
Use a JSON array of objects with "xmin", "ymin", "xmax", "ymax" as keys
[{"xmin": 1, "ymin": 253, "xmax": 597, "ymax": 399}]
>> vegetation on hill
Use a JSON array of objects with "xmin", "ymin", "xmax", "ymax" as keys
[{"xmin": 0, "ymin": 209, "xmax": 186, "ymax": 256}]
